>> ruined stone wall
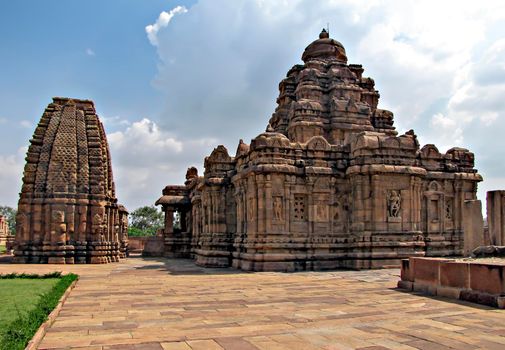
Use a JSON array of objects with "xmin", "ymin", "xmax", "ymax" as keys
[{"xmin": 13, "ymin": 97, "xmax": 127, "ymax": 264}]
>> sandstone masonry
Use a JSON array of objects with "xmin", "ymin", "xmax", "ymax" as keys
[
  {"xmin": 156, "ymin": 30, "xmax": 483, "ymax": 271},
  {"xmin": 13, "ymin": 97, "xmax": 128, "ymax": 264}
]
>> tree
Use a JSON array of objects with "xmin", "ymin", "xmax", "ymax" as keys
[
  {"xmin": 0, "ymin": 206, "xmax": 17, "ymax": 235},
  {"xmin": 129, "ymin": 206, "xmax": 163, "ymax": 236}
]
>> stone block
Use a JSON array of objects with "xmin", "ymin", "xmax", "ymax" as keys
[
  {"xmin": 463, "ymin": 200, "xmax": 484, "ymax": 255},
  {"xmin": 413, "ymin": 282, "xmax": 437, "ymax": 296},
  {"xmin": 469, "ymin": 263, "xmax": 505, "ymax": 295},
  {"xmin": 400, "ymin": 258, "xmax": 414, "ymax": 281},
  {"xmin": 440, "ymin": 261, "xmax": 469, "ymax": 289},
  {"xmin": 487, "ymin": 191, "xmax": 505, "ymax": 246},
  {"xmin": 412, "ymin": 257, "xmax": 450, "ymax": 285},
  {"xmin": 436, "ymin": 286, "xmax": 461, "ymax": 299},
  {"xmin": 397, "ymin": 280, "xmax": 413, "ymax": 291}
]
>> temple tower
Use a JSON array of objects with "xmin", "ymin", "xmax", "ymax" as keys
[
  {"xmin": 13, "ymin": 97, "xmax": 128, "ymax": 264},
  {"xmin": 157, "ymin": 30, "xmax": 483, "ymax": 271}
]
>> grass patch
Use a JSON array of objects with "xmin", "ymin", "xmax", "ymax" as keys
[
  {"xmin": 0, "ymin": 244, "xmax": 6, "ymax": 254},
  {"xmin": 0, "ymin": 272, "xmax": 78, "ymax": 350}
]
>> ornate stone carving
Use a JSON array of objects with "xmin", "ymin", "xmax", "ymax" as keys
[
  {"xmin": 387, "ymin": 190, "xmax": 401, "ymax": 218},
  {"xmin": 50, "ymin": 210, "xmax": 66, "ymax": 244},
  {"xmin": 0, "ymin": 215, "xmax": 11, "ymax": 247},
  {"xmin": 273, "ymin": 196, "xmax": 283, "ymax": 221},
  {"xmin": 445, "ymin": 199, "xmax": 453, "ymax": 220},
  {"xmin": 293, "ymin": 195, "xmax": 306, "ymax": 221},
  {"xmin": 156, "ymin": 30, "xmax": 482, "ymax": 271},
  {"xmin": 12, "ymin": 97, "xmax": 126, "ymax": 264}
]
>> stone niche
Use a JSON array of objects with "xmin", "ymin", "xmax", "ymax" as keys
[
  {"xmin": 12, "ymin": 97, "xmax": 128, "ymax": 264},
  {"xmin": 156, "ymin": 30, "xmax": 483, "ymax": 271}
]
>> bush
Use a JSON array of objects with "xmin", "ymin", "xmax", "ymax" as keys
[{"xmin": 128, "ymin": 226, "xmax": 157, "ymax": 237}]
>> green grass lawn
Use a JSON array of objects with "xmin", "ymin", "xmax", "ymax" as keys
[
  {"xmin": 0, "ymin": 244, "xmax": 6, "ymax": 254},
  {"xmin": 0, "ymin": 273, "xmax": 78, "ymax": 350},
  {"xmin": 0, "ymin": 278, "xmax": 59, "ymax": 328}
]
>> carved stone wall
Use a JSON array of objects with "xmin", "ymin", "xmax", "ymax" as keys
[
  {"xmin": 0, "ymin": 215, "xmax": 10, "ymax": 245},
  {"xmin": 157, "ymin": 30, "xmax": 482, "ymax": 271},
  {"xmin": 13, "ymin": 97, "xmax": 127, "ymax": 264}
]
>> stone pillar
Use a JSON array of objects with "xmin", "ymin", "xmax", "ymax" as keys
[
  {"xmin": 462, "ymin": 200, "xmax": 484, "ymax": 255},
  {"xmin": 256, "ymin": 175, "xmax": 265, "ymax": 237},
  {"xmin": 180, "ymin": 209, "xmax": 187, "ymax": 232},
  {"xmin": 487, "ymin": 191, "xmax": 505, "ymax": 246},
  {"xmin": 164, "ymin": 207, "xmax": 174, "ymax": 236},
  {"xmin": 265, "ymin": 175, "xmax": 272, "ymax": 233}
]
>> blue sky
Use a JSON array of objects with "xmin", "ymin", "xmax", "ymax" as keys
[
  {"xmin": 0, "ymin": 0, "xmax": 178, "ymax": 143},
  {"xmin": 1, "ymin": 0, "xmax": 505, "ymax": 212}
]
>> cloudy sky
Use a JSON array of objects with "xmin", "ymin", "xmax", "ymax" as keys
[{"xmin": 0, "ymin": 0, "xmax": 504, "ymax": 213}]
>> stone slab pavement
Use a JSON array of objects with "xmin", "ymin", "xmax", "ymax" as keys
[{"xmin": 1, "ymin": 256, "xmax": 505, "ymax": 350}]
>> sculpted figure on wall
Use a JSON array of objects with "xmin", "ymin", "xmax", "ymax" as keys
[
  {"xmin": 388, "ymin": 191, "xmax": 401, "ymax": 218},
  {"xmin": 51, "ymin": 210, "xmax": 66, "ymax": 244},
  {"xmin": 273, "ymin": 196, "xmax": 283, "ymax": 221}
]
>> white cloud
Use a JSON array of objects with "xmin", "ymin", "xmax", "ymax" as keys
[
  {"xmin": 19, "ymin": 120, "xmax": 31, "ymax": 128},
  {"xmin": 85, "ymin": 48, "xmax": 95, "ymax": 56},
  {"xmin": 145, "ymin": 5, "xmax": 188, "ymax": 46},
  {"xmin": 108, "ymin": 118, "xmax": 183, "ymax": 155},
  {"xmin": 0, "ymin": 147, "xmax": 26, "ymax": 207},
  {"xmin": 5, "ymin": 0, "xmax": 505, "ymax": 213},
  {"xmin": 143, "ymin": 0, "xmax": 505, "ymax": 213},
  {"xmin": 107, "ymin": 118, "xmax": 216, "ymax": 209},
  {"xmin": 101, "ymin": 115, "xmax": 130, "ymax": 128},
  {"xmin": 429, "ymin": 113, "xmax": 463, "ymax": 150}
]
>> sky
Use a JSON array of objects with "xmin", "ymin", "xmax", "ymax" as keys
[{"xmin": 0, "ymin": 0, "xmax": 505, "ymax": 213}]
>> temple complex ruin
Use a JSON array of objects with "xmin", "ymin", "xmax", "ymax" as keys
[
  {"xmin": 156, "ymin": 30, "xmax": 483, "ymax": 271},
  {"xmin": 12, "ymin": 97, "xmax": 128, "ymax": 264},
  {"xmin": 0, "ymin": 215, "xmax": 10, "ymax": 246}
]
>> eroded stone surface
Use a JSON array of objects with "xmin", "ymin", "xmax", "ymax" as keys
[
  {"xmin": 12, "ymin": 97, "xmax": 128, "ymax": 264},
  {"xmin": 157, "ymin": 30, "xmax": 483, "ymax": 271}
]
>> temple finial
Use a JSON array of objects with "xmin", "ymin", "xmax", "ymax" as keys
[{"xmin": 319, "ymin": 28, "xmax": 329, "ymax": 39}]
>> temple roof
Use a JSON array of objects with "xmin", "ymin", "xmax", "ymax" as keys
[
  {"xmin": 301, "ymin": 29, "xmax": 347, "ymax": 63},
  {"xmin": 22, "ymin": 97, "xmax": 116, "ymax": 200}
]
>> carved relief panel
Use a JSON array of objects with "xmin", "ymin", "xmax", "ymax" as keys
[
  {"xmin": 387, "ymin": 190, "xmax": 401, "ymax": 222},
  {"xmin": 273, "ymin": 196, "xmax": 283, "ymax": 221}
]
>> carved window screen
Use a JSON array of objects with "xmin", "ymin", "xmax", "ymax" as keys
[{"xmin": 294, "ymin": 195, "xmax": 306, "ymax": 221}]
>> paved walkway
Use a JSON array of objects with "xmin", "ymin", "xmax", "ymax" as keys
[{"xmin": 2, "ymin": 257, "xmax": 505, "ymax": 350}]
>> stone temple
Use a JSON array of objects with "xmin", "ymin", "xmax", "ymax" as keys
[
  {"xmin": 156, "ymin": 30, "xmax": 483, "ymax": 271},
  {"xmin": 12, "ymin": 97, "xmax": 128, "ymax": 264},
  {"xmin": 0, "ymin": 214, "xmax": 10, "ymax": 245}
]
